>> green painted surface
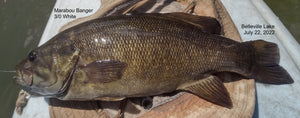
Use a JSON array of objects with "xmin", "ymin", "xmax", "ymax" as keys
[
  {"xmin": 265, "ymin": 0, "xmax": 300, "ymax": 43},
  {"xmin": 0, "ymin": 0, "xmax": 55, "ymax": 117}
]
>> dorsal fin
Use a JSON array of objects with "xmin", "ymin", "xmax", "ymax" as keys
[{"xmin": 163, "ymin": 13, "xmax": 221, "ymax": 35}]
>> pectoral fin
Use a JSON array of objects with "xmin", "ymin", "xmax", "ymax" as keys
[
  {"xmin": 81, "ymin": 60, "xmax": 127, "ymax": 83},
  {"xmin": 178, "ymin": 75, "xmax": 232, "ymax": 108}
]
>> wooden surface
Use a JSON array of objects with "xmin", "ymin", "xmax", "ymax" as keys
[
  {"xmin": 140, "ymin": 80, "xmax": 255, "ymax": 118},
  {"xmin": 49, "ymin": 0, "xmax": 256, "ymax": 118}
]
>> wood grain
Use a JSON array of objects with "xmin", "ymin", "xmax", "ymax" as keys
[{"xmin": 140, "ymin": 80, "xmax": 255, "ymax": 118}]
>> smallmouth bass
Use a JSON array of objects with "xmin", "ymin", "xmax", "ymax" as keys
[{"xmin": 15, "ymin": 13, "xmax": 293, "ymax": 108}]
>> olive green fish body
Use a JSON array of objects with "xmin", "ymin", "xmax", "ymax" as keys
[
  {"xmin": 15, "ymin": 13, "xmax": 293, "ymax": 108},
  {"xmin": 55, "ymin": 14, "xmax": 246, "ymax": 99}
]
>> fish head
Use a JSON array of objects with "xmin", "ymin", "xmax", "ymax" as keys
[{"xmin": 15, "ymin": 39, "xmax": 80, "ymax": 97}]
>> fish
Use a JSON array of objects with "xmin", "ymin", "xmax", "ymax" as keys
[{"xmin": 14, "ymin": 13, "xmax": 293, "ymax": 108}]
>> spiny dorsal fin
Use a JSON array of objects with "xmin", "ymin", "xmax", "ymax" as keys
[
  {"xmin": 81, "ymin": 60, "xmax": 127, "ymax": 83},
  {"xmin": 163, "ymin": 13, "xmax": 221, "ymax": 35},
  {"xmin": 178, "ymin": 75, "xmax": 232, "ymax": 108}
]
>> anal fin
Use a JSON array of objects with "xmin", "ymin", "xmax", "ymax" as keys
[{"xmin": 178, "ymin": 75, "xmax": 232, "ymax": 108}]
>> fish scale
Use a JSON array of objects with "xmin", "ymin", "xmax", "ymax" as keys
[
  {"xmin": 15, "ymin": 13, "xmax": 293, "ymax": 108},
  {"xmin": 62, "ymin": 14, "xmax": 246, "ymax": 98}
]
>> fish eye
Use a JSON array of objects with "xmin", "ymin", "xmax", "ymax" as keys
[{"xmin": 28, "ymin": 51, "xmax": 37, "ymax": 62}]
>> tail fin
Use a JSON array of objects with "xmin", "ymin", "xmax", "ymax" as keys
[{"xmin": 245, "ymin": 40, "xmax": 294, "ymax": 84}]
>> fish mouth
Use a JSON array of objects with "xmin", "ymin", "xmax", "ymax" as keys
[
  {"xmin": 14, "ymin": 61, "xmax": 33, "ymax": 87},
  {"xmin": 14, "ymin": 66, "xmax": 75, "ymax": 97}
]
